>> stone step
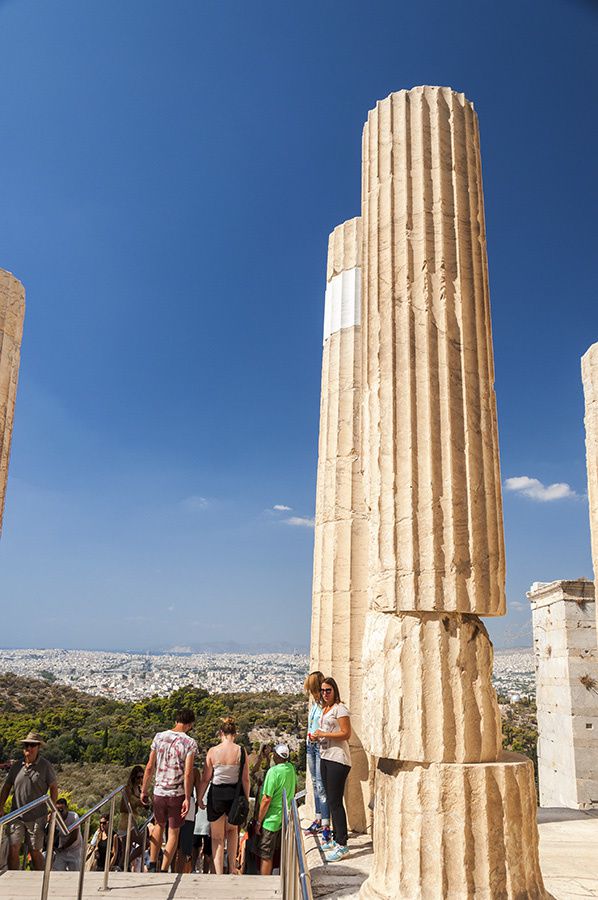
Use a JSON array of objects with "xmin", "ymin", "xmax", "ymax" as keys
[{"xmin": 0, "ymin": 871, "xmax": 282, "ymax": 899}]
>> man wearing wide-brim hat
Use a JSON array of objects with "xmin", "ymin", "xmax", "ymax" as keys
[{"xmin": 0, "ymin": 732, "xmax": 58, "ymax": 870}]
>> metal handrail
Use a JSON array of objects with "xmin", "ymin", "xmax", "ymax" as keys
[
  {"xmin": 0, "ymin": 782, "xmax": 154, "ymax": 899},
  {"xmin": 281, "ymin": 789, "xmax": 313, "ymax": 900}
]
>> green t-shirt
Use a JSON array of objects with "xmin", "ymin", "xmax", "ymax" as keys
[{"xmin": 262, "ymin": 762, "xmax": 297, "ymax": 833}]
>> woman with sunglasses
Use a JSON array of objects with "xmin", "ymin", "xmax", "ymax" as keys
[
  {"xmin": 89, "ymin": 816, "xmax": 118, "ymax": 871},
  {"xmin": 303, "ymin": 671, "xmax": 331, "ymax": 842},
  {"xmin": 310, "ymin": 676, "xmax": 351, "ymax": 862}
]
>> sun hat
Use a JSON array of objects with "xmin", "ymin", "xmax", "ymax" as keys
[
  {"xmin": 20, "ymin": 732, "xmax": 45, "ymax": 746},
  {"xmin": 274, "ymin": 743, "xmax": 290, "ymax": 760}
]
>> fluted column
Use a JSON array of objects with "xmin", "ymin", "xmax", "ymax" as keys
[
  {"xmin": 310, "ymin": 217, "xmax": 371, "ymax": 832},
  {"xmin": 582, "ymin": 343, "xmax": 598, "ymax": 635},
  {"xmin": 0, "ymin": 270, "xmax": 25, "ymax": 535},
  {"xmin": 359, "ymin": 88, "xmax": 547, "ymax": 898}
]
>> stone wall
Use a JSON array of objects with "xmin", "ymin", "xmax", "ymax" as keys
[{"xmin": 528, "ymin": 578, "xmax": 598, "ymax": 809}]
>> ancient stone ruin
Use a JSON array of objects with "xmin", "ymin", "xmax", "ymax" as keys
[
  {"xmin": 0, "ymin": 269, "xmax": 25, "ymax": 534},
  {"xmin": 310, "ymin": 86, "xmax": 548, "ymax": 898},
  {"xmin": 582, "ymin": 342, "xmax": 598, "ymax": 633},
  {"xmin": 528, "ymin": 578, "xmax": 598, "ymax": 810}
]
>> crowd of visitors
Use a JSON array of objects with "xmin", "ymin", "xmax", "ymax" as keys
[{"xmin": 0, "ymin": 670, "xmax": 353, "ymax": 876}]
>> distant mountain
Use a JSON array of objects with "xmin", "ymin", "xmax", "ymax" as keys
[{"xmin": 160, "ymin": 641, "xmax": 308, "ymax": 655}]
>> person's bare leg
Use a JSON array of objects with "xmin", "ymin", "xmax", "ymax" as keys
[
  {"xmin": 150, "ymin": 824, "xmax": 163, "ymax": 864},
  {"xmin": 225, "ymin": 822, "xmax": 238, "ymax": 874},
  {"xmin": 161, "ymin": 826, "xmax": 179, "ymax": 872},
  {"xmin": 260, "ymin": 855, "xmax": 274, "ymax": 876},
  {"xmin": 210, "ymin": 816, "xmax": 225, "ymax": 875},
  {"xmin": 30, "ymin": 849, "xmax": 45, "ymax": 871},
  {"xmin": 7, "ymin": 844, "xmax": 20, "ymax": 871}
]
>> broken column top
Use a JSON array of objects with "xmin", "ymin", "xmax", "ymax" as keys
[
  {"xmin": 0, "ymin": 270, "xmax": 25, "ymax": 343},
  {"xmin": 326, "ymin": 217, "xmax": 361, "ymax": 282},
  {"xmin": 527, "ymin": 578, "xmax": 595, "ymax": 608}
]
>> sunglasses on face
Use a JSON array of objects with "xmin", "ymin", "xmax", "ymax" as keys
[
  {"xmin": 321, "ymin": 688, "xmax": 333, "ymax": 694},
  {"xmin": 23, "ymin": 743, "xmax": 38, "ymax": 749}
]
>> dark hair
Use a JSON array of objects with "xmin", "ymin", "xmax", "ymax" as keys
[
  {"xmin": 128, "ymin": 765, "xmax": 144, "ymax": 787},
  {"xmin": 321, "ymin": 676, "xmax": 342, "ymax": 705},
  {"xmin": 175, "ymin": 708, "xmax": 196, "ymax": 725},
  {"xmin": 219, "ymin": 716, "xmax": 237, "ymax": 736},
  {"xmin": 56, "ymin": 797, "xmax": 68, "ymax": 808}
]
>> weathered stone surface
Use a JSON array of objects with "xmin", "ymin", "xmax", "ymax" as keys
[
  {"xmin": 528, "ymin": 579, "xmax": 598, "ymax": 809},
  {"xmin": 361, "ymin": 86, "xmax": 505, "ymax": 616},
  {"xmin": 362, "ymin": 610, "xmax": 501, "ymax": 762},
  {"xmin": 310, "ymin": 218, "xmax": 370, "ymax": 832},
  {"xmin": 0, "ymin": 269, "xmax": 25, "ymax": 534},
  {"xmin": 360, "ymin": 753, "xmax": 549, "ymax": 900},
  {"xmin": 582, "ymin": 343, "xmax": 598, "ymax": 634}
]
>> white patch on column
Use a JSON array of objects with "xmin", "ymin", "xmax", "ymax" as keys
[{"xmin": 323, "ymin": 267, "xmax": 361, "ymax": 343}]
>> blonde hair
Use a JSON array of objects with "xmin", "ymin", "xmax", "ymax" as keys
[
  {"xmin": 304, "ymin": 671, "xmax": 324, "ymax": 702},
  {"xmin": 220, "ymin": 716, "xmax": 237, "ymax": 736}
]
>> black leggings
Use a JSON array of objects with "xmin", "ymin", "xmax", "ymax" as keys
[{"xmin": 319, "ymin": 758, "xmax": 350, "ymax": 847}]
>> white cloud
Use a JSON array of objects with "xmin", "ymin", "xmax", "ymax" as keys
[
  {"xmin": 273, "ymin": 504, "xmax": 292, "ymax": 511},
  {"xmin": 167, "ymin": 604, "xmax": 175, "ymax": 613},
  {"xmin": 181, "ymin": 495, "xmax": 209, "ymax": 511},
  {"xmin": 504, "ymin": 476, "xmax": 578, "ymax": 502},
  {"xmin": 285, "ymin": 516, "xmax": 315, "ymax": 528},
  {"xmin": 509, "ymin": 601, "xmax": 525, "ymax": 612}
]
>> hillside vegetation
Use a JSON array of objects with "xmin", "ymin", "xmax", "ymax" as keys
[{"xmin": 0, "ymin": 673, "xmax": 306, "ymax": 768}]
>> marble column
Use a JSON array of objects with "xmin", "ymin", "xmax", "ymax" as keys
[
  {"xmin": 582, "ymin": 343, "xmax": 598, "ymax": 634},
  {"xmin": 0, "ymin": 270, "xmax": 25, "ymax": 535},
  {"xmin": 359, "ymin": 87, "xmax": 547, "ymax": 898},
  {"xmin": 310, "ymin": 217, "xmax": 371, "ymax": 832}
]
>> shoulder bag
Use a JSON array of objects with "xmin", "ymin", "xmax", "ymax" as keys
[{"xmin": 227, "ymin": 746, "xmax": 249, "ymax": 827}]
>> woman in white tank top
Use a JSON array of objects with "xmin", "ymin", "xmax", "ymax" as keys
[{"xmin": 197, "ymin": 717, "xmax": 249, "ymax": 875}]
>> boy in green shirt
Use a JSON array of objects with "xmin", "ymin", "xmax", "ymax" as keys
[{"xmin": 255, "ymin": 743, "xmax": 297, "ymax": 876}]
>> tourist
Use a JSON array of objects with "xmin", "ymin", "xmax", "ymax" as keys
[
  {"xmin": 303, "ymin": 670, "xmax": 331, "ymax": 841},
  {"xmin": 197, "ymin": 717, "xmax": 249, "ymax": 875},
  {"xmin": 88, "ymin": 814, "xmax": 118, "ymax": 871},
  {"xmin": 255, "ymin": 743, "xmax": 297, "ymax": 876},
  {"xmin": 0, "ymin": 731, "xmax": 58, "ymax": 871},
  {"xmin": 117, "ymin": 765, "xmax": 147, "ymax": 870},
  {"xmin": 248, "ymin": 742, "xmax": 272, "ymax": 802},
  {"xmin": 192, "ymin": 787, "xmax": 213, "ymax": 874},
  {"xmin": 175, "ymin": 768, "xmax": 200, "ymax": 873},
  {"xmin": 310, "ymin": 677, "xmax": 351, "ymax": 861},
  {"xmin": 140, "ymin": 707, "xmax": 197, "ymax": 873},
  {"xmin": 52, "ymin": 797, "xmax": 82, "ymax": 871}
]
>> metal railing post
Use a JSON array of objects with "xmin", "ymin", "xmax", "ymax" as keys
[
  {"xmin": 40, "ymin": 810, "xmax": 57, "ymax": 900},
  {"xmin": 101, "ymin": 795, "xmax": 116, "ymax": 892},
  {"xmin": 123, "ymin": 810, "xmax": 133, "ymax": 872},
  {"xmin": 76, "ymin": 816, "xmax": 91, "ymax": 900}
]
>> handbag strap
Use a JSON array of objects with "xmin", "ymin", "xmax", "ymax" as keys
[{"xmin": 234, "ymin": 746, "xmax": 246, "ymax": 798}]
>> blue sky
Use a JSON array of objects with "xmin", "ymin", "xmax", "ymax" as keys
[{"xmin": 0, "ymin": 0, "xmax": 596, "ymax": 651}]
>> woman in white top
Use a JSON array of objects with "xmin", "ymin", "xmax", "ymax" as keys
[
  {"xmin": 310, "ymin": 676, "xmax": 351, "ymax": 862},
  {"xmin": 197, "ymin": 717, "xmax": 249, "ymax": 875}
]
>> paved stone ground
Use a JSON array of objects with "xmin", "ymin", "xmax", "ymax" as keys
[
  {"xmin": 0, "ymin": 872, "xmax": 281, "ymax": 899},
  {"xmin": 305, "ymin": 809, "xmax": 598, "ymax": 899}
]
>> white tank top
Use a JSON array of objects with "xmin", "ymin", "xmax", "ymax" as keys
[{"xmin": 212, "ymin": 746, "xmax": 241, "ymax": 785}]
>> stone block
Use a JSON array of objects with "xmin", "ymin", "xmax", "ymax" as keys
[
  {"xmin": 359, "ymin": 753, "xmax": 548, "ymax": 899},
  {"xmin": 361, "ymin": 610, "xmax": 501, "ymax": 763}
]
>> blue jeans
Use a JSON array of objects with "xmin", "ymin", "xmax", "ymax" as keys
[{"xmin": 306, "ymin": 741, "xmax": 329, "ymax": 822}]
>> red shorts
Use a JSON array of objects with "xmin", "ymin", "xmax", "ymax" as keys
[{"xmin": 153, "ymin": 793, "xmax": 185, "ymax": 829}]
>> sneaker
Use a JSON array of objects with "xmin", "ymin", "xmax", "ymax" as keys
[
  {"xmin": 326, "ymin": 844, "xmax": 349, "ymax": 862},
  {"xmin": 304, "ymin": 820, "xmax": 322, "ymax": 834},
  {"xmin": 321, "ymin": 825, "xmax": 331, "ymax": 843},
  {"xmin": 320, "ymin": 838, "xmax": 337, "ymax": 851}
]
